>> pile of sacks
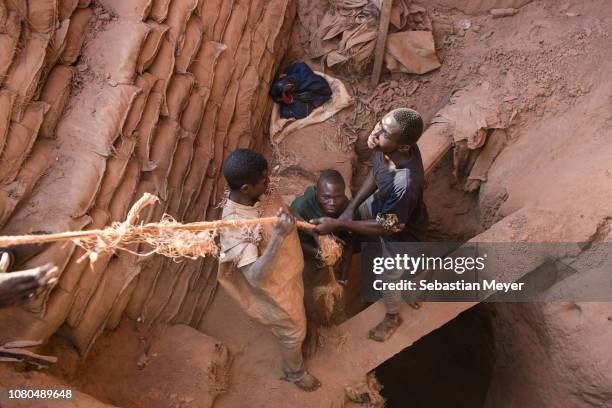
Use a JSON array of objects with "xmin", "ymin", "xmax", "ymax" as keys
[
  {"xmin": 0, "ymin": 0, "xmax": 296, "ymax": 356},
  {"xmin": 297, "ymin": 0, "xmax": 440, "ymax": 74}
]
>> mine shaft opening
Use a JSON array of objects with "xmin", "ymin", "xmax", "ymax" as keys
[{"xmin": 374, "ymin": 304, "xmax": 495, "ymax": 408}]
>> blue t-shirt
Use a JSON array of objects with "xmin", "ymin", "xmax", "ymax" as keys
[{"xmin": 371, "ymin": 148, "xmax": 428, "ymax": 242}]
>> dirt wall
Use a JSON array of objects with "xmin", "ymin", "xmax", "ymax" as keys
[{"xmin": 0, "ymin": 0, "xmax": 296, "ymax": 356}]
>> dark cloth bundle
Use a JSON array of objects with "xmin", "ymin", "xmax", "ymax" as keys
[{"xmin": 270, "ymin": 62, "xmax": 332, "ymax": 120}]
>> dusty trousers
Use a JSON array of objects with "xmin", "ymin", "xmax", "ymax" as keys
[
  {"xmin": 280, "ymin": 343, "xmax": 306, "ymax": 381},
  {"xmin": 358, "ymin": 195, "xmax": 404, "ymax": 314}
]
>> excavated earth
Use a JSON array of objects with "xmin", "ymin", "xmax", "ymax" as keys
[{"xmin": 1, "ymin": 0, "xmax": 611, "ymax": 407}]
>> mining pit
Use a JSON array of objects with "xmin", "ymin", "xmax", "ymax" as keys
[{"xmin": 0, "ymin": 0, "xmax": 611, "ymax": 407}]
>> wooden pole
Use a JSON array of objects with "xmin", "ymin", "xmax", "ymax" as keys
[{"xmin": 370, "ymin": 0, "xmax": 393, "ymax": 88}]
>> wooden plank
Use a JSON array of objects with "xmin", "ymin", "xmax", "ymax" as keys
[
  {"xmin": 419, "ymin": 122, "xmax": 453, "ymax": 174},
  {"xmin": 370, "ymin": 0, "xmax": 393, "ymax": 88}
]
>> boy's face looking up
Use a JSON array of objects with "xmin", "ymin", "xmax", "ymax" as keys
[
  {"xmin": 316, "ymin": 178, "xmax": 347, "ymax": 217},
  {"xmin": 367, "ymin": 112, "xmax": 403, "ymax": 154},
  {"xmin": 240, "ymin": 168, "xmax": 270, "ymax": 200}
]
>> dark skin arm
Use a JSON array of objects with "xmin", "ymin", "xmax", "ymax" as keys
[
  {"xmin": 311, "ymin": 217, "xmax": 394, "ymax": 236},
  {"xmin": 288, "ymin": 208, "xmax": 319, "ymax": 257},
  {"xmin": 338, "ymin": 170, "xmax": 377, "ymax": 222},
  {"xmin": 0, "ymin": 252, "xmax": 58, "ymax": 308}
]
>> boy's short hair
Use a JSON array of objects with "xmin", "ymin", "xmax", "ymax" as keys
[
  {"xmin": 223, "ymin": 148, "xmax": 268, "ymax": 190},
  {"xmin": 317, "ymin": 169, "xmax": 345, "ymax": 187},
  {"xmin": 391, "ymin": 108, "xmax": 424, "ymax": 146}
]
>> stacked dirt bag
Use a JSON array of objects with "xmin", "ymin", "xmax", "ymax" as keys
[
  {"xmin": 0, "ymin": 0, "xmax": 296, "ymax": 356},
  {"xmin": 0, "ymin": 0, "xmax": 87, "ymax": 230}
]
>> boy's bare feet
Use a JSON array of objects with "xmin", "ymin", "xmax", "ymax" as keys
[
  {"xmin": 291, "ymin": 372, "xmax": 322, "ymax": 392},
  {"xmin": 368, "ymin": 313, "xmax": 403, "ymax": 342}
]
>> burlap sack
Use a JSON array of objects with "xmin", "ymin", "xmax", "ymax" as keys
[
  {"xmin": 73, "ymin": 84, "xmax": 140, "ymax": 215},
  {"xmin": 149, "ymin": 0, "xmax": 171, "ymax": 23},
  {"xmin": 1, "ymin": 83, "xmax": 138, "ymax": 244},
  {"xmin": 38, "ymin": 65, "xmax": 73, "ymax": 138},
  {"xmin": 166, "ymin": 73, "xmax": 195, "ymax": 121},
  {"xmin": 0, "ymin": 12, "xmax": 21, "ymax": 81},
  {"xmin": 0, "ymin": 139, "xmax": 53, "ymax": 228},
  {"xmin": 135, "ymin": 89, "xmax": 163, "ymax": 170},
  {"xmin": 4, "ymin": 0, "xmax": 27, "ymax": 14},
  {"xmin": 71, "ymin": 250, "xmax": 141, "ymax": 355},
  {"xmin": 137, "ymin": 21, "xmax": 168, "ymax": 74},
  {"xmin": 212, "ymin": 0, "xmax": 233, "ymax": 41},
  {"xmin": 95, "ymin": 137, "xmax": 137, "ymax": 210},
  {"xmin": 148, "ymin": 118, "xmax": 180, "ymax": 200},
  {"xmin": 184, "ymin": 172, "xmax": 215, "ymax": 223},
  {"xmin": 148, "ymin": 35, "xmax": 176, "ymax": 116},
  {"xmin": 178, "ymin": 103, "xmax": 217, "ymax": 219},
  {"xmin": 178, "ymin": 143, "xmax": 212, "ymax": 219},
  {"xmin": 246, "ymin": 0, "xmax": 266, "ymax": 36},
  {"xmin": 66, "ymin": 252, "xmax": 112, "ymax": 328},
  {"xmin": 217, "ymin": 193, "xmax": 306, "ymax": 345},
  {"xmin": 194, "ymin": 0, "xmax": 214, "ymax": 19},
  {"xmin": 60, "ymin": 7, "xmax": 93, "ymax": 64},
  {"xmin": 105, "ymin": 276, "xmax": 138, "ymax": 330},
  {"xmin": 384, "ymin": 30, "xmax": 441, "ymax": 75},
  {"xmin": 166, "ymin": 132, "xmax": 194, "ymax": 217},
  {"xmin": 0, "ymin": 90, "xmax": 16, "ymax": 154},
  {"xmin": 0, "ymin": 1, "xmax": 7, "ymax": 26},
  {"xmin": 175, "ymin": 15, "xmax": 203, "ymax": 73},
  {"xmin": 189, "ymin": 40, "xmax": 226, "ymax": 87},
  {"xmin": 5, "ymin": 33, "xmax": 49, "ymax": 121},
  {"xmin": 435, "ymin": 81, "xmax": 505, "ymax": 150},
  {"xmin": 210, "ymin": 79, "xmax": 238, "ymax": 178},
  {"xmin": 108, "ymin": 160, "xmax": 141, "ymax": 221},
  {"xmin": 206, "ymin": 50, "xmax": 233, "ymax": 111},
  {"xmin": 27, "ymin": 0, "xmax": 58, "ymax": 34},
  {"xmin": 158, "ymin": 259, "xmax": 201, "ymax": 324},
  {"xmin": 122, "ymin": 73, "xmax": 157, "ymax": 138},
  {"xmin": 165, "ymin": 0, "xmax": 197, "ymax": 52},
  {"xmin": 58, "ymin": 208, "xmax": 109, "ymax": 293},
  {"xmin": 39, "ymin": 18, "xmax": 70, "ymax": 86},
  {"xmin": 226, "ymin": 66, "xmax": 257, "ymax": 153},
  {"xmin": 98, "ymin": 0, "xmax": 152, "ymax": 21},
  {"xmin": 179, "ymin": 88, "xmax": 205, "ymax": 134},
  {"xmin": 86, "ymin": 21, "xmax": 150, "ymax": 84},
  {"xmin": 174, "ymin": 257, "xmax": 217, "ymax": 325},
  {"xmin": 58, "ymin": 0, "xmax": 78, "ymax": 20},
  {"xmin": 0, "ymin": 216, "xmax": 92, "ymax": 344},
  {"xmin": 37, "ymin": 288, "xmax": 75, "ymax": 343},
  {"xmin": 19, "ymin": 239, "xmax": 79, "ymax": 315},
  {"xmin": 125, "ymin": 254, "xmax": 164, "ymax": 320},
  {"xmin": 199, "ymin": 0, "xmax": 221, "ymax": 39},
  {"xmin": 0, "ymin": 102, "xmax": 49, "ymax": 184},
  {"xmin": 191, "ymin": 260, "xmax": 218, "ymax": 327},
  {"xmin": 141, "ymin": 261, "xmax": 185, "ymax": 329}
]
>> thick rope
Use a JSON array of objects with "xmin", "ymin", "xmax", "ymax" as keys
[{"xmin": 0, "ymin": 193, "xmax": 341, "ymax": 265}]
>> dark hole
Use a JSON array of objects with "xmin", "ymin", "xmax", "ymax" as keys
[{"xmin": 374, "ymin": 304, "xmax": 494, "ymax": 408}]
